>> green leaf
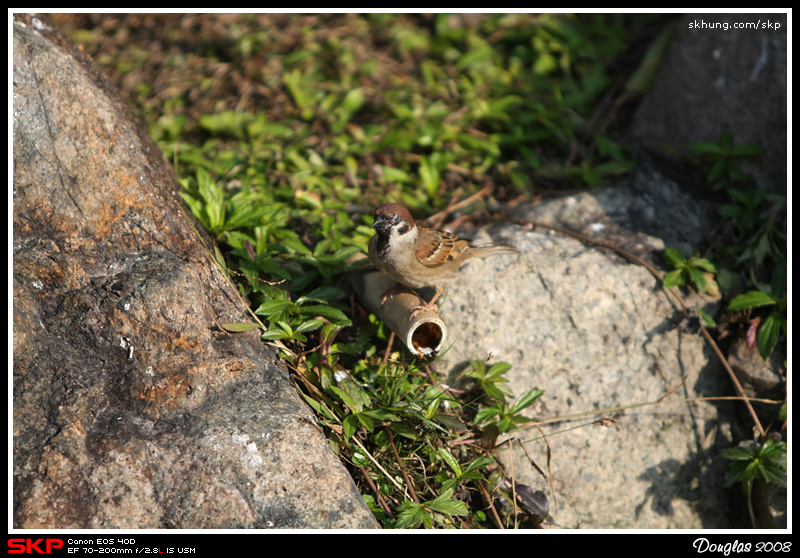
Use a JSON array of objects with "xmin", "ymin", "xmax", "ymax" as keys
[
  {"xmin": 389, "ymin": 422, "xmax": 419, "ymax": 440},
  {"xmin": 299, "ymin": 304, "xmax": 352, "ymax": 325},
  {"xmin": 380, "ymin": 165, "xmax": 412, "ymax": 183},
  {"xmin": 395, "ymin": 502, "xmax": 425, "ymax": 529},
  {"xmin": 708, "ymin": 158, "xmax": 726, "ymax": 183},
  {"xmin": 456, "ymin": 42, "xmax": 493, "ymax": 71},
  {"xmin": 197, "ymin": 168, "xmax": 225, "ymax": 232},
  {"xmin": 261, "ymin": 326, "xmax": 291, "ymax": 340},
  {"xmin": 330, "ymin": 386, "xmax": 359, "ymax": 414},
  {"xmin": 427, "ymin": 488, "xmax": 468, "ymax": 516},
  {"xmin": 727, "ymin": 188, "xmax": 751, "ymax": 205},
  {"xmin": 465, "ymin": 360, "xmax": 486, "ymax": 380},
  {"xmin": 362, "ymin": 408, "xmax": 401, "ymax": 422},
  {"xmin": 687, "ymin": 266, "xmax": 706, "ymax": 292},
  {"xmin": 533, "ymin": 53, "xmax": 558, "ymax": 75},
  {"xmin": 759, "ymin": 439, "xmax": 787, "ymax": 461},
  {"xmin": 474, "ymin": 406, "xmax": 501, "ymax": 425},
  {"xmin": 483, "ymin": 381, "xmax": 510, "ymax": 402},
  {"xmin": 356, "ymin": 412, "xmax": 375, "ymax": 432},
  {"xmin": 294, "ymin": 319, "xmax": 325, "ymax": 334},
  {"xmin": 727, "ymin": 291, "xmax": 777, "ymax": 311},
  {"xmin": 496, "ymin": 415, "xmax": 515, "ymax": 433},
  {"xmin": 220, "ymin": 322, "xmax": 262, "ymax": 332},
  {"xmin": 320, "ymin": 323, "xmax": 343, "ymax": 346},
  {"xmin": 213, "ymin": 245, "xmax": 227, "ymax": 272},
  {"xmin": 719, "ymin": 131, "xmax": 734, "ymax": 151},
  {"xmin": 418, "ymin": 155, "xmax": 441, "ymax": 197},
  {"xmin": 723, "ymin": 440, "xmax": 787, "ymax": 487},
  {"xmin": 689, "ymin": 141, "xmax": 725, "ymax": 155},
  {"xmin": 662, "ymin": 269, "xmax": 684, "ymax": 289},
  {"xmin": 624, "ymin": 19, "xmax": 678, "ymax": 95},
  {"xmin": 280, "ymin": 235, "xmax": 312, "ymax": 255},
  {"xmin": 757, "ymin": 312, "xmax": 781, "ymax": 359},
  {"xmin": 721, "ymin": 446, "xmax": 755, "ymax": 461},
  {"xmin": 730, "ymin": 143, "xmax": 764, "ymax": 157},
  {"xmin": 759, "ymin": 461, "xmax": 787, "ymax": 487},
  {"xmin": 297, "ymin": 286, "xmax": 346, "ymax": 303},
  {"xmin": 298, "ymin": 392, "xmax": 338, "ymax": 422},
  {"xmin": 463, "ymin": 456, "xmax": 495, "ymax": 474},
  {"xmin": 198, "ymin": 110, "xmax": 252, "ymax": 139},
  {"xmin": 695, "ymin": 308, "xmax": 716, "ymax": 328},
  {"xmin": 718, "ymin": 204, "xmax": 745, "ymax": 219},
  {"xmin": 485, "ymin": 361, "xmax": 512, "ymax": 379},
  {"xmin": 313, "ymin": 245, "xmax": 362, "ymax": 265},
  {"xmin": 690, "ymin": 257, "xmax": 717, "ymax": 273},
  {"xmin": 663, "ymin": 247, "xmax": 686, "ymax": 267},
  {"xmin": 255, "ymin": 299, "xmax": 295, "ymax": 316},
  {"xmin": 433, "ymin": 412, "xmax": 467, "ymax": 432},
  {"xmin": 343, "ymin": 414, "xmax": 359, "ymax": 440},
  {"xmin": 724, "ymin": 461, "xmax": 751, "ymax": 486},
  {"xmin": 438, "ymin": 448, "xmax": 462, "ymax": 477},
  {"xmin": 510, "ymin": 388, "xmax": 544, "ymax": 414}
]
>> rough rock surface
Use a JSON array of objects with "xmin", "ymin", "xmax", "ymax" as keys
[
  {"xmin": 12, "ymin": 16, "xmax": 377, "ymax": 529},
  {"xmin": 628, "ymin": 13, "xmax": 787, "ymax": 193},
  {"xmin": 437, "ymin": 198, "xmax": 735, "ymax": 529}
]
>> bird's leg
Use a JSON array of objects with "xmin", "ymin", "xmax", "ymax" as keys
[
  {"xmin": 411, "ymin": 286, "xmax": 443, "ymax": 317},
  {"xmin": 380, "ymin": 282, "xmax": 412, "ymax": 306}
]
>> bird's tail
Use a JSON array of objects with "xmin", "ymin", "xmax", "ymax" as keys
[{"xmin": 472, "ymin": 243, "xmax": 520, "ymax": 257}]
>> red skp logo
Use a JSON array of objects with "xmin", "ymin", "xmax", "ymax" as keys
[{"xmin": 8, "ymin": 539, "xmax": 64, "ymax": 553}]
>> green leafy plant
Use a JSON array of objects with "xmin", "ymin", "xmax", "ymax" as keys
[
  {"xmin": 689, "ymin": 131, "xmax": 764, "ymax": 190},
  {"xmin": 467, "ymin": 360, "xmax": 544, "ymax": 443},
  {"xmin": 293, "ymin": 351, "xmax": 548, "ymax": 527},
  {"xmin": 436, "ymin": 450, "xmax": 497, "ymax": 494},
  {"xmin": 722, "ymin": 438, "xmax": 787, "ymax": 527},
  {"xmin": 720, "ymin": 189, "xmax": 786, "ymax": 361},
  {"xmin": 718, "ymin": 185, "xmax": 773, "ymax": 231},
  {"xmin": 465, "ymin": 360, "xmax": 515, "ymax": 401},
  {"xmin": 474, "ymin": 389, "xmax": 544, "ymax": 438},
  {"xmin": 254, "ymin": 286, "xmax": 352, "ymax": 342},
  {"xmin": 662, "ymin": 246, "xmax": 719, "ymax": 295},
  {"xmin": 684, "ymin": 131, "xmax": 786, "ymax": 527},
  {"xmin": 685, "ymin": 133, "xmax": 786, "ymax": 361},
  {"xmin": 394, "ymin": 488, "xmax": 469, "ymax": 529},
  {"xmin": 722, "ymin": 438, "xmax": 787, "ymax": 489},
  {"xmin": 727, "ymin": 290, "xmax": 787, "ymax": 360}
]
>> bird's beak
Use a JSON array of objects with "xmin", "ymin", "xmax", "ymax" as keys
[{"xmin": 372, "ymin": 216, "xmax": 387, "ymax": 232}]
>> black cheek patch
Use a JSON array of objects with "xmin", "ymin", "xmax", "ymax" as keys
[
  {"xmin": 376, "ymin": 235, "xmax": 390, "ymax": 257},
  {"xmin": 396, "ymin": 222, "xmax": 411, "ymax": 235}
]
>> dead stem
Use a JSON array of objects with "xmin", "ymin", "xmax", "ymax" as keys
[
  {"xmin": 359, "ymin": 465, "xmax": 394, "ymax": 519},
  {"xmin": 386, "ymin": 429, "xmax": 420, "ymax": 504}
]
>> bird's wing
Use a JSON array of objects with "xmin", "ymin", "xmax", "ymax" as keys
[{"xmin": 415, "ymin": 226, "xmax": 471, "ymax": 268}]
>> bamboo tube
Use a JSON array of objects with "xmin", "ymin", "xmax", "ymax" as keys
[{"xmin": 349, "ymin": 257, "xmax": 447, "ymax": 359}]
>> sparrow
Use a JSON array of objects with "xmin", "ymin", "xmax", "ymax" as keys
[{"xmin": 368, "ymin": 202, "xmax": 519, "ymax": 315}]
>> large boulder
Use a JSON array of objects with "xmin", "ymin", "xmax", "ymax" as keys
[
  {"xmin": 437, "ymin": 178, "xmax": 734, "ymax": 528},
  {"xmin": 628, "ymin": 13, "xmax": 787, "ymax": 193},
  {"xmin": 12, "ymin": 15, "xmax": 377, "ymax": 529}
]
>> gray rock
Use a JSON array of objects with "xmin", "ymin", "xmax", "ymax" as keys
[
  {"xmin": 727, "ymin": 338, "xmax": 786, "ymax": 401},
  {"xmin": 514, "ymin": 152, "xmax": 719, "ymax": 264},
  {"xmin": 12, "ymin": 15, "xmax": 377, "ymax": 529},
  {"xmin": 628, "ymin": 13, "xmax": 787, "ymax": 193},
  {"xmin": 435, "ymin": 200, "xmax": 736, "ymax": 528}
]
